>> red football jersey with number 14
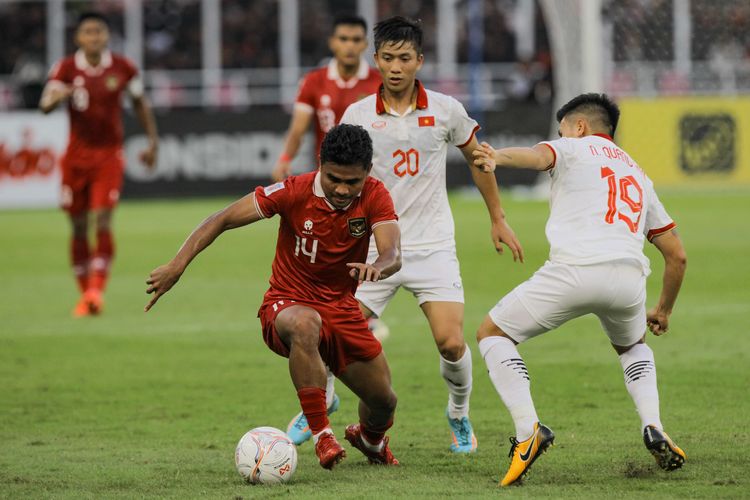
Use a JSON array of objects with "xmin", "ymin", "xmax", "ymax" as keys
[
  {"xmin": 254, "ymin": 171, "xmax": 398, "ymax": 306},
  {"xmin": 48, "ymin": 50, "xmax": 138, "ymax": 160}
]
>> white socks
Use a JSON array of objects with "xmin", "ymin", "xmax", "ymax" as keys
[
  {"xmin": 325, "ymin": 369, "xmax": 336, "ymax": 408},
  {"xmin": 479, "ymin": 336, "xmax": 538, "ymax": 441},
  {"xmin": 619, "ymin": 343, "xmax": 663, "ymax": 431},
  {"xmin": 440, "ymin": 346, "xmax": 473, "ymax": 419}
]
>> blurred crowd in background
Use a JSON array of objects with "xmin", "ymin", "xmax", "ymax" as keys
[{"xmin": 1, "ymin": 0, "xmax": 749, "ymax": 110}]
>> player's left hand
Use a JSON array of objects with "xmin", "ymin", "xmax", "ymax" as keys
[
  {"xmin": 491, "ymin": 219, "xmax": 524, "ymax": 263},
  {"xmin": 472, "ymin": 142, "xmax": 497, "ymax": 173},
  {"xmin": 144, "ymin": 263, "xmax": 182, "ymax": 311},
  {"xmin": 139, "ymin": 144, "xmax": 158, "ymax": 169},
  {"xmin": 347, "ymin": 263, "xmax": 381, "ymax": 283},
  {"xmin": 646, "ymin": 307, "xmax": 670, "ymax": 335}
]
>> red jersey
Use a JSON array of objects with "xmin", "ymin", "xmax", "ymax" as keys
[
  {"xmin": 254, "ymin": 171, "xmax": 398, "ymax": 305},
  {"xmin": 47, "ymin": 50, "xmax": 138, "ymax": 159},
  {"xmin": 295, "ymin": 59, "xmax": 381, "ymax": 158}
]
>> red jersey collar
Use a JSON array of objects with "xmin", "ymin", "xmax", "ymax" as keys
[
  {"xmin": 376, "ymin": 80, "xmax": 428, "ymax": 115},
  {"xmin": 593, "ymin": 133, "xmax": 614, "ymax": 142}
]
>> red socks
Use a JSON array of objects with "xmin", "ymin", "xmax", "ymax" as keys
[
  {"xmin": 362, "ymin": 418, "xmax": 394, "ymax": 446},
  {"xmin": 71, "ymin": 237, "xmax": 90, "ymax": 292},
  {"xmin": 88, "ymin": 230, "xmax": 114, "ymax": 292},
  {"xmin": 297, "ymin": 387, "xmax": 329, "ymax": 435}
]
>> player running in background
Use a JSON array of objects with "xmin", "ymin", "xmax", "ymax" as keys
[
  {"xmin": 145, "ymin": 124, "xmax": 402, "ymax": 469},
  {"xmin": 271, "ymin": 14, "xmax": 381, "ymax": 182},
  {"xmin": 39, "ymin": 12, "xmax": 158, "ymax": 317},
  {"xmin": 320, "ymin": 16, "xmax": 520, "ymax": 454},
  {"xmin": 473, "ymin": 93, "xmax": 687, "ymax": 486}
]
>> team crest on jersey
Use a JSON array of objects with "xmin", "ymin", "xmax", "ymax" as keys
[
  {"xmin": 263, "ymin": 182, "xmax": 285, "ymax": 196},
  {"xmin": 105, "ymin": 75, "xmax": 119, "ymax": 91},
  {"xmin": 348, "ymin": 217, "xmax": 367, "ymax": 238}
]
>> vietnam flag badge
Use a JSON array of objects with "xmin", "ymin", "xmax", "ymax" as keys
[{"xmin": 418, "ymin": 115, "xmax": 435, "ymax": 127}]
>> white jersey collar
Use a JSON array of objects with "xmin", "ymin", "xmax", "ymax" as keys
[
  {"xmin": 327, "ymin": 57, "xmax": 371, "ymax": 89},
  {"xmin": 74, "ymin": 49, "xmax": 113, "ymax": 76},
  {"xmin": 313, "ymin": 170, "xmax": 360, "ymax": 210}
]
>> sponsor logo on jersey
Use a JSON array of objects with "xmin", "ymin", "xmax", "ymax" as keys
[
  {"xmin": 264, "ymin": 182, "xmax": 285, "ymax": 196},
  {"xmin": 106, "ymin": 75, "xmax": 119, "ymax": 91},
  {"xmin": 418, "ymin": 115, "xmax": 435, "ymax": 127},
  {"xmin": 303, "ymin": 219, "xmax": 314, "ymax": 235},
  {"xmin": 348, "ymin": 217, "xmax": 367, "ymax": 238},
  {"xmin": 372, "ymin": 120, "xmax": 386, "ymax": 129}
]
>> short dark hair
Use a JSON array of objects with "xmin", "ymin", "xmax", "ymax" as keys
[
  {"xmin": 556, "ymin": 93, "xmax": 620, "ymax": 135},
  {"xmin": 374, "ymin": 16, "xmax": 423, "ymax": 54},
  {"xmin": 320, "ymin": 124, "xmax": 373, "ymax": 169},
  {"xmin": 332, "ymin": 14, "xmax": 367, "ymax": 33},
  {"xmin": 77, "ymin": 12, "xmax": 109, "ymax": 29}
]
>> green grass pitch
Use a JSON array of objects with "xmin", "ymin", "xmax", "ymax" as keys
[{"xmin": 1, "ymin": 190, "xmax": 748, "ymax": 498}]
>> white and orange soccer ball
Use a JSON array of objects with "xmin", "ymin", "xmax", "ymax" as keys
[{"xmin": 235, "ymin": 426, "xmax": 298, "ymax": 484}]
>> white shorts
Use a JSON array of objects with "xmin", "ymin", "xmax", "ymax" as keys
[
  {"xmin": 489, "ymin": 260, "xmax": 647, "ymax": 347},
  {"xmin": 355, "ymin": 248, "xmax": 464, "ymax": 317}
]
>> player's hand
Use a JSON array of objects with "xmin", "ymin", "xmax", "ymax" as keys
[
  {"xmin": 472, "ymin": 142, "xmax": 497, "ymax": 173},
  {"xmin": 271, "ymin": 160, "xmax": 292, "ymax": 183},
  {"xmin": 646, "ymin": 307, "xmax": 670, "ymax": 335},
  {"xmin": 347, "ymin": 263, "xmax": 382, "ymax": 283},
  {"xmin": 491, "ymin": 219, "xmax": 524, "ymax": 263},
  {"xmin": 139, "ymin": 144, "xmax": 158, "ymax": 169},
  {"xmin": 144, "ymin": 263, "xmax": 182, "ymax": 312}
]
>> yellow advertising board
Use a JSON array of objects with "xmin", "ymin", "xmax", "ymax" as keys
[{"xmin": 617, "ymin": 96, "xmax": 750, "ymax": 186}]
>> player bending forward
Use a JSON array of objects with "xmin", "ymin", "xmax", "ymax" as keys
[
  {"xmin": 145, "ymin": 124, "xmax": 401, "ymax": 469},
  {"xmin": 473, "ymin": 93, "xmax": 687, "ymax": 486}
]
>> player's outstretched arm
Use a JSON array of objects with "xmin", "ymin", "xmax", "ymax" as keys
[
  {"xmin": 647, "ymin": 229, "xmax": 687, "ymax": 335},
  {"xmin": 461, "ymin": 138, "xmax": 524, "ymax": 263},
  {"xmin": 38, "ymin": 81, "xmax": 72, "ymax": 114},
  {"xmin": 132, "ymin": 94, "xmax": 159, "ymax": 169},
  {"xmin": 145, "ymin": 193, "xmax": 264, "ymax": 311},
  {"xmin": 272, "ymin": 108, "xmax": 314, "ymax": 182},
  {"xmin": 347, "ymin": 222, "xmax": 401, "ymax": 283},
  {"xmin": 473, "ymin": 142, "xmax": 554, "ymax": 171}
]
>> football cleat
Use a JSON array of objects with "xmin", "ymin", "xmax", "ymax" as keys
[
  {"xmin": 643, "ymin": 425, "xmax": 686, "ymax": 471},
  {"xmin": 344, "ymin": 424, "xmax": 399, "ymax": 465},
  {"xmin": 286, "ymin": 394, "xmax": 340, "ymax": 445},
  {"xmin": 72, "ymin": 296, "xmax": 90, "ymax": 318},
  {"xmin": 314, "ymin": 431, "xmax": 346, "ymax": 470},
  {"xmin": 446, "ymin": 409, "xmax": 478, "ymax": 453},
  {"xmin": 83, "ymin": 288, "xmax": 103, "ymax": 315},
  {"xmin": 500, "ymin": 422, "xmax": 555, "ymax": 487}
]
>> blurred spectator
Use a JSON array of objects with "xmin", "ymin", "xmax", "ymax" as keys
[
  {"xmin": 222, "ymin": 0, "xmax": 279, "ymax": 68},
  {"xmin": 144, "ymin": 0, "xmax": 201, "ymax": 69}
]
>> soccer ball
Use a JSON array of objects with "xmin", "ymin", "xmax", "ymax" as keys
[{"xmin": 235, "ymin": 426, "xmax": 298, "ymax": 484}]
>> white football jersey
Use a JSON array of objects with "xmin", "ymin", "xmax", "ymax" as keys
[
  {"xmin": 541, "ymin": 134, "xmax": 675, "ymax": 275},
  {"xmin": 340, "ymin": 81, "xmax": 479, "ymax": 252}
]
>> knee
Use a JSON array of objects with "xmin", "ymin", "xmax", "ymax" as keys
[
  {"xmin": 373, "ymin": 389, "xmax": 397, "ymax": 415},
  {"xmin": 476, "ymin": 315, "xmax": 505, "ymax": 344},
  {"xmin": 95, "ymin": 212, "xmax": 112, "ymax": 232},
  {"xmin": 71, "ymin": 216, "xmax": 88, "ymax": 237},
  {"xmin": 436, "ymin": 335, "xmax": 466, "ymax": 361}
]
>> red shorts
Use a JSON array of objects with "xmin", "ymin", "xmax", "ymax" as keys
[
  {"xmin": 258, "ymin": 298, "xmax": 382, "ymax": 376},
  {"xmin": 61, "ymin": 148, "xmax": 125, "ymax": 215}
]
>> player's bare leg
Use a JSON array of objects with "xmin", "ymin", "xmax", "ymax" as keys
[
  {"xmin": 337, "ymin": 353, "xmax": 399, "ymax": 465},
  {"xmin": 613, "ymin": 339, "xmax": 686, "ymax": 470},
  {"xmin": 275, "ymin": 305, "xmax": 345, "ymax": 469},
  {"xmin": 421, "ymin": 301, "xmax": 477, "ymax": 453},
  {"xmin": 477, "ymin": 316, "xmax": 554, "ymax": 486},
  {"xmin": 69, "ymin": 212, "xmax": 91, "ymax": 317}
]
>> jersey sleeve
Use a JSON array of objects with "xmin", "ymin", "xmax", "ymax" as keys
[
  {"xmin": 121, "ymin": 57, "xmax": 144, "ymax": 97},
  {"xmin": 294, "ymin": 72, "xmax": 317, "ymax": 114},
  {"xmin": 47, "ymin": 58, "xmax": 71, "ymax": 84},
  {"xmin": 642, "ymin": 176, "xmax": 676, "ymax": 241},
  {"xmin": 448, "ymin": 97, "xmax": 480, "ymax": 148},
  {"xmin": 539, "ymin": 137, "xmax": 575, "ymax": 172},
  {"xmin": 366, "ymin": 180, "xmax": 399, "ymax": 229},
  {"xmin": 253, "ymin": 179, "xmax": 294, "ymax": 219}
]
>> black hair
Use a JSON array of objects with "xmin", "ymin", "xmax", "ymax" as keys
[
  {"xmin": 332, "ymin": 14, "xmax": 367, "ymax": 33},
  {"xmin": 320, "ymin": 124, "xmax": 373, "ymax": 169},
  {"xmin": 373, "ymin": 16, "xmax": 423, "ymax": 54},
  {"xmin": 77, "ymin": 12, "xmax": 109, "ymax": 28},
  {"xmin": 556, "ymin": 93, "xmax": 620, "ymax": 135}
]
